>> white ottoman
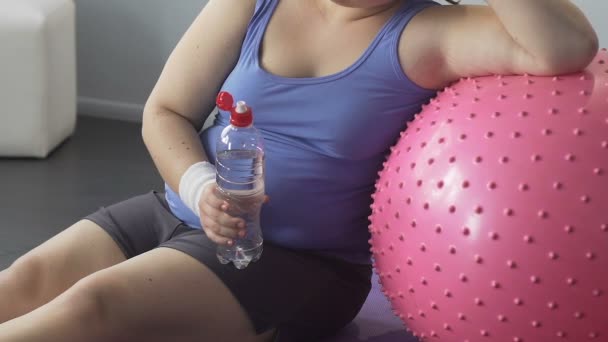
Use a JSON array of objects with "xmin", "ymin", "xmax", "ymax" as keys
[{"xmin": 0, "ymin": 0, "xmax": 76, "ymax": 158}]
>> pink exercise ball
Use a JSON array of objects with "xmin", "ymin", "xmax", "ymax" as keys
[{"xmin": 370, "ymin": 49, "xmax": 608, "ymax": 341}]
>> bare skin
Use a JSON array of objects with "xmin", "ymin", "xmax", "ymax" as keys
[
  {"xmin": 0, "ymin": 0, "xmax": 597, "ymax": 340},
  {"xmin": 0, "ymin": 220, "xmax": 126, "ymax": 325}
]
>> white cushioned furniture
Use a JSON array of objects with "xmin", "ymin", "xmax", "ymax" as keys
[{"xmin": 0, "ymin": 0, "xmax": 76, "ymax": 158}]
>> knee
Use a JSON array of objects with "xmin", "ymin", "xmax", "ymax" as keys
[
  {"xmin": 4, "ymin": 254, "xmax": 46, "ymax": 302},
  {"xmin": 62, "ymin": 271, "xmax": 130, "ymax": 336}
]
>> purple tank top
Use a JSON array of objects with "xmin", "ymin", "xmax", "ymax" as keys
[{"xmin": 165, "ymin": 0, "xmax": 439, "ymax": 264}]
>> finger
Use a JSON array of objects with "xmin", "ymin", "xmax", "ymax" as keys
[
  {"xmin": 215, "ymin": 224, "xmax": 241, "ymax": 240},
  {"xmin": 203, "ymin": 228, "xmax": 233, "ymax": 246},
  {"xmin": 202, "ymin": 185, "xmax": 226, "ymax": 210},
  {"xmin": 200, "ymin": 214, "xmax": 241, "ymax": 240},
  {"xmin": 263, "ymin": 195, "xmax": 270, "ymax": 204},
  {"xmin": 201, "ymin": 201, "xmax": 245, "ymax": 230},
  {"xmin": 216, "ymin": 211, "xmax": 246, "ymax": 230},
  {"xmin": 200, "ymin": 195, "xmax": 228, "ymax": 219}
]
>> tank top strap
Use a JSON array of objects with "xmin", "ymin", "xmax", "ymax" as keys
[
  {"xmin": 239, "ymin": 0, "xmax": 279, "ymax": 63},
  {"xmin": 375, "ymin": 0, "xmax": 440, "ymax": 87},
  {"xmin": 384, "ymin": 0, "xmax": 439, "ymax": 41},
  {"xmin": 254, "ymin": 0, "xmax": 268, "ymax": 12}
]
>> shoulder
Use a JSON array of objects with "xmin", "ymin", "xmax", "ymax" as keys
[
  {"xmin": 397, "ymin": 4, "xmax": 461, "ymax": 90},
  {"xmin": 398, "ymin": 4, "xmax": 508, "ymax": 90},
  {"xmin": 206, "ymin": 0, "xmax": 257, "ymax": 20}
]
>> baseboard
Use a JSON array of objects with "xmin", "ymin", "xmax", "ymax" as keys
[{"xmin": 77, "ymin": 97, "xmax": 144, "ymax": 122}]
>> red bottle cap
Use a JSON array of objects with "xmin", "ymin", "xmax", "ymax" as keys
[
  {"xmin": 216, "ymin": 91, "xmax": 234, "ymax": 111},
  {"xmin": 216, "ymin": 91, "xmax": 253, "ymax": 127}
]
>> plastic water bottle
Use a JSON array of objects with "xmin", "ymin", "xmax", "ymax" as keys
[{"xmin": 214, "ymin": 91, "xmax": 265, "ymax": 269}]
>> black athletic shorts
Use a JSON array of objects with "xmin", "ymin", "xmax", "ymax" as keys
[{"xmin": 84, "ymin": 191, "xmax": 372, "ymax": 342}]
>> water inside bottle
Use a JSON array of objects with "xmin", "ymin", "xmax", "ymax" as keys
[
  {"xmin": 216, "ymin": 149, "xmax": 264, "ymax": 193},
  {"xmin": 215, "ymin": 149, "xmax": 265, "ymax": 269}
]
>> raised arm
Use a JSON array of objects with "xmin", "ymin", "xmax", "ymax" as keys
[
  {"xmin": 400, "ymin": 0, "xmax": 599, "ymax": 89},
  {"xmin": 141, "ymin": 0, "xmax": 255, "ymax": 193}
]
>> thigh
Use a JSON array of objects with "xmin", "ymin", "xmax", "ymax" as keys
[
  {"xmin": 6, "ymin": 190, "xmax": 179, "ymax": 306},
  {"xmin": 6, "ymin": 219, "xmax": 126, "ymax": 306},
  {"xmin": 82, "ymin": 247, "xmax": 276, "ymax": 342}
]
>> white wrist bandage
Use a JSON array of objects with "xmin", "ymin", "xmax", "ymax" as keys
[{"xmin": 179, "ymin": 161, "xmax": 217, "ymax": 217}]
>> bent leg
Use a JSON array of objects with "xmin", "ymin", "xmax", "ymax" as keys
[
  {"xmin": 0, "ymin": 247, "xmax": 275, "ymax": 342},
  {"xmin": 0, "ymin": 220, "xmax": 126, "ymax": 323}
]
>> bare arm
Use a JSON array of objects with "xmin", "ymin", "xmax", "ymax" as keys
[
  {"xmin": 141, "ymin": 0, "xmax": 255, "ymax": 194},
  {"xmin": 400, "ymin": 0, "xmax": 599, "ymax": 89}
]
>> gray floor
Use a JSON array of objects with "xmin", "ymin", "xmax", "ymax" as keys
[{"xmin": 0, "ymin": 116, "xmax": 163, "ymax": 269}]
